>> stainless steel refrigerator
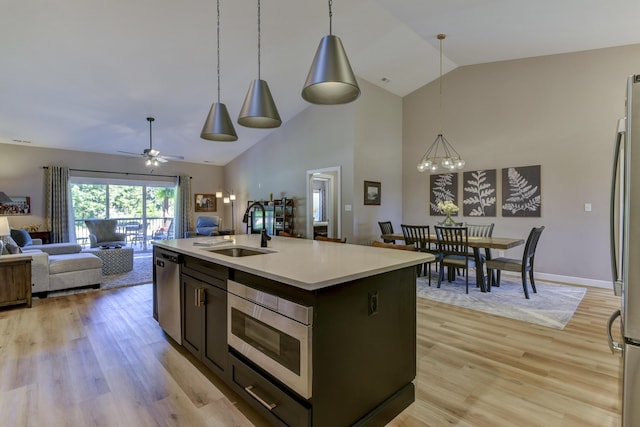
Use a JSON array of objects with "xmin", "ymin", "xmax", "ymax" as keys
[{"xmin": 608, "ymin": 74, "xmax": 640, "ymax": 427}]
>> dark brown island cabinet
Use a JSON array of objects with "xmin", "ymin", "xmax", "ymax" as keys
[{"xmin": 153, "ymin": 242, "xmax": 421, "ymax": 427}]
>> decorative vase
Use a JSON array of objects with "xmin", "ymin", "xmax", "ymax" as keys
[{"xmin": 442, "ymin": 212, "xmax": 455, "ymax": 226}]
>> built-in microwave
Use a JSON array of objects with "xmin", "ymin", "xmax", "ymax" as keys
[{"xmin": 227, "ymin": 280, "xmax": 313, "ymax": 399}]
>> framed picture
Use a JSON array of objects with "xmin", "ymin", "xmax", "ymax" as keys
[
  {"xmin": 195, "ymin": 193, "xmax": 217, "ymax": 212},
  {"xmin": 430, "ymin": 173, "xmax": 459, "ymax": 216},
  {"xmin": 501, "ymin": 165, "xmax": 541, "ymax": 217},
  {"xmin": 0, "ymin": 195, "xmax": 30, "ymax": 215},
  {"xmin": 462, "ymin": 169, "xmax": 497, "ymax": 217},
  {"xmin": 364, "ymin": 181, "xmax": 381, "ymax": 205}
]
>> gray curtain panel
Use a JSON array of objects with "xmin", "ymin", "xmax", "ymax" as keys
[
  {"xmin": 46, "ymin": 165, "xmax": 73, "ymax": 243},
  {"xmin": 176, "ymin": 175, "xmax": 192, "ymax": 238}
]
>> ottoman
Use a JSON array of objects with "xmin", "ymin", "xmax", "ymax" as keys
[
  {"xmin": 83, "ymin": 246, "xmax": 134, "ymax": 275},
  {"xmin": 48, "ymin": 252, "xmax": 103, "ymax": 292}
]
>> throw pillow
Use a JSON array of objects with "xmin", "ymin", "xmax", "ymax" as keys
[
  {"xmin": 5, "ymin": 242, "xmax": 22, "ymax": 254},
  {"xmin": 10, "ymin": 228, "xmax": 33, "ymax": 247},
  {"xmin": 0, "ymin": 240, "xmax": 4, "ymax": 255},
  {"xmin": 0, "ymin": 235, "xmax": 18, "ymax": 249}
]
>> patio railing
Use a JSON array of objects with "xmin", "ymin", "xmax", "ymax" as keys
[{"xmin": 74, "ymin": 217, "xmax": 174, "ymax": 251}]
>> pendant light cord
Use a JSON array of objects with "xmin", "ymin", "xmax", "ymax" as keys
[
  {"xmin": 216, "ymin": 0, "xmax": 221, "ymax": 103},
  {"xmin": 438, "ymin": 34, "xmax": 445, "ymax": 135},
  {"xmin": 257, "ymin": 0, "xmax": 261, "ymax": 80},
  {"xmin": 328, "ymin": 0, "xmax": 333, "ymax": 35}
]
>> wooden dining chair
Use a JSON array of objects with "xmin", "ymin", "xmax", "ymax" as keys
[
  {"xmin": 400, "ymin": 224, "xmax": 438, "ymax": 285},
  {"xmin": 434, "ymin": 225, "xmax": 475, "ymax": 294},
  {"xmin": 372, "ymin": 241, "xmax": 415, "ymax": 251},
  {"xmin": 464, "ymin": 222, "xmax": 495, "ymax": 282},
  {"xmin": 278, "ymin": 231, "xmax": 299, "ymax": 238},
  {"xmin": 485, "ymin": 226, "xmax": 545, "ymax": 299},
  {"xmin": 315, "ymin": 235, "xmax": 347, "ymax": 243},
  {"xmin": 378, "ymin": 221, "xmax": 395, "ymax": 243}
]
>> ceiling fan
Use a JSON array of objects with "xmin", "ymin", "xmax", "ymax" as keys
[{"xmin": 118, "ymin": 117, "xmax": 184, "ymax": 165}]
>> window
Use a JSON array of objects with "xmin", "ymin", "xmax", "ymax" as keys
[{"xmin": 70, "ymin": 176, "xmax": 176, "ymax": 249}]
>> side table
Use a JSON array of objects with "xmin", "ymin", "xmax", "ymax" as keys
[
  {"xmin": 0, "ymin": 255, "xmax": 32, "ymax": 308},
  {"xmin": 82, "ymin": 246, "xmax": 134, "ymax": 275}
]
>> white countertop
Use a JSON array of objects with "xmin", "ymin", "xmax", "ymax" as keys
[{"xmin": 153, "ymin": 235, "xmax": 434, "ymax": 291}]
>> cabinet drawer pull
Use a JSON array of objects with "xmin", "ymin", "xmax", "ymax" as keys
[
  {"xmin": 195, "ymin": 287, "xmax": 206, "ymax": 307},
  {"xmin": 244, "ymin": 385, "xmax": 277, "ymax": 410}
]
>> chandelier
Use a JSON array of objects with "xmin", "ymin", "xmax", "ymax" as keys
[{"xmin": 417, "ymin": 34, "xmax": 465, "ymax": 173}]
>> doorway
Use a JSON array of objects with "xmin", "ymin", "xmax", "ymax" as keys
[{"xmin": 306, "ymin": 167, "xmax": 341, "ymax": 239}]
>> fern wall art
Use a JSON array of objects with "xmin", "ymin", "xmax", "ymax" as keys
[
  {"xmin": 463, "ymin": 169, "xmax": 497, "ymax": 216},
  {"xmin": 501, "ymin": 165, "xmax": 541, "ymax": 217},
  {"xmin": 430, "ymin": 173, "xmax": 459, "ymax": 216}
]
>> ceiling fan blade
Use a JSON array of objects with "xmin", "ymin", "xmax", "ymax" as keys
[
  {"xmin": 160, "ymin": 153, "xmax": 184, "ymax": 160},
  {"xmin": 118, "ymin": 150, "xmax": 144, "ymax": 156},
  {"xmin": 156, "ymin": 157, "xmax": 169, "ymax": 163}
]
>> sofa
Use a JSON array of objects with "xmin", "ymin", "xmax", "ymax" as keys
[{"xmin": 2, "ymin": 229, "xmax": 102, "ymax": 296}]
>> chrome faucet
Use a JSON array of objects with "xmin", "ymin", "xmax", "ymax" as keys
[{"xmin": 242, "ymin": 201, "xmax": 272, "ymax": 248}]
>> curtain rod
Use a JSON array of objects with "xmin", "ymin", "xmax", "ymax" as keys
[{"xmin": 42, "ymin": 166, "xmax": 191, "ymax": 179}]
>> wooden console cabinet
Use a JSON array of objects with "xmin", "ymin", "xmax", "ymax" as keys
[
  {"xmin": 0, "ymin": 255, "xmax": 32, "ymax": 308},
  {"xmin": 29, "ymin": 231, "xmax": 51, "ymax": 244}
]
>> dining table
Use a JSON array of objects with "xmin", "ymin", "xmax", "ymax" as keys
[{"xmin": 381, "ymin": 233, "xmax": 525, "ymax": 292}]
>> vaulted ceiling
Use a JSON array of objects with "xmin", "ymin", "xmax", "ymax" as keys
[{"xmin": 2, "ymin": 0, "xmax": 640, "ymax": 165}]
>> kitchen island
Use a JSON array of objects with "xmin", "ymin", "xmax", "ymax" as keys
[{"xmin": 153, "ymin": 235, "xmax": 433, "ymax": 427}]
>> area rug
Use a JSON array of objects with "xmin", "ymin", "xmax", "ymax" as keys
[
  {"xmin": 416, "ymin": 275, "xmax": 587, "ymax": 330},
  {"xmin": 101, "ymin": 252, "xmax": 153, "ymax": 290}
]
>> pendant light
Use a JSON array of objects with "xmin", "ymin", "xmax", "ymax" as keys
[
  {"xmin": 238, "ymin": 0, "xmax": 282, "ymax": 128},
  {"xmin": 201, "ymin": 0, "xmax": 238, "ymax": 142},
  {"xmin": 301, "ymin": 0, "xmax": 360, "ymax": 105},
  {"xmin": 416, "ymin": 34, "xmax": 465, "ymax": 173}
]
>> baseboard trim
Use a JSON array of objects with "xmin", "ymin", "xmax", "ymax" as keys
[{"xmin": 496, "ymin": 271, "xmax": 613, "ymax": 289}]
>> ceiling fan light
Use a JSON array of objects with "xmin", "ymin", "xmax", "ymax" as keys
[
  {"xmin": 238, "ymin": 79, "xmax": 282, "ymax": 128},
  {"xmin": 302, "ymin": 35, "xmax": 360, "ymax": 105},
  {"xmin": 201, "ymin": 102, "xmax": 238, "ymax": 142}
]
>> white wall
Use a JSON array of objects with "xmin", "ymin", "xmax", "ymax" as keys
[
  {"xmin": 1, "ymin": 144, "xmax": 225, "ymax": 231},
  {"xmin": 224, "ymin": 79, "xmax": 403, "ymax": 242},
  {"xmin": 403, "ymin": 43, "xmax": 640, "ymax": 283},
  {"xmin": 6, "ymin": 44, "xmax": 637, "ymax": 283},
  {"xmin": 353, "ymin": 80, "xmax": 403, "ymax": 244}
]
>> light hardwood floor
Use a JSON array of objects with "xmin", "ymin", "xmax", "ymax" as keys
[{"xmin": 0, "ymin": 283, "xmax": 622, "ymax": 427}]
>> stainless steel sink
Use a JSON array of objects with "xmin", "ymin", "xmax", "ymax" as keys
[{"xmin": 206, "ymin": 247, "xmax": 270, "ymax": 257}]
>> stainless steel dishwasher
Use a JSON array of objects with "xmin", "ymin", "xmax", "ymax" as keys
[{"xmin": 155, "ymin": 248, "xmax": 182, "ymax": 344}]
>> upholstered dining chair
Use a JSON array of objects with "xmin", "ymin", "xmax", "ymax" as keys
[
  {"xmin": 378, "ymin": 221, "xmax": 395, "ymax": 243},
  {"xmin": 401, "ymin": 224, "xmax": 438, "ymax": 285},
  {"xmin": 434, "ymin": 225, "xmax": 475, "ymax": 294},
  {"xmin": 485, "ymin": 226, "xmax": 545, "ymax": 299}
]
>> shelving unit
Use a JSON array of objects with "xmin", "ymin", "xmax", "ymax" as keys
[{"xmin": 245, "ymin": 198, "xmax": 294, "ymax": 236}]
